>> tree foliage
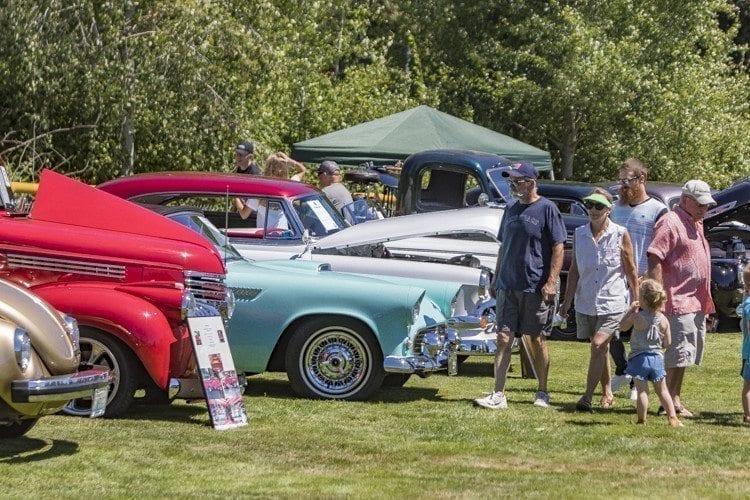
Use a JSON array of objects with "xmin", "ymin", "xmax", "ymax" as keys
[{"xmin": 0, "ymin": 0, "xmax": 748, "ymax": 187}]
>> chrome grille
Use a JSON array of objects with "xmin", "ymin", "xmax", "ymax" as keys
[
  {"xmin": 184, "ymin": 271, "xmax": 228, "ymax": 317},
  {"xmin": 6, "ymin": 253, "xmax": 126, "ymax": 279},
  {"xmin": 413, "ymin": 323, "xmax": 447, "ymax": 355}
]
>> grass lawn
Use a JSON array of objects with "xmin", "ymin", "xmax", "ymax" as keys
[{"xmin": 1, "ymin": 332, "xmax": 749, "ymax": 498}]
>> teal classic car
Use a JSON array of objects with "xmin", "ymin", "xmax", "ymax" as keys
[{"xmin": 154, "ymin": 205, "xmax": 459, "ymax": 400}]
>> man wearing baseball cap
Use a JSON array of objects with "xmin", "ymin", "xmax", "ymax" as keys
[
  {"xmin": 234, "ymin": 140, "xmax": 261, "ymax": 175},
  {"xmin": 474, "ymin": 161, "xmax": 566, "ymax": 410},
  {"xmin": 647, "ymin": 179, "xmax": 716, "ymax": 418},
  {"xmin": 317, "ymin": 160, "xmax": 353, "ymax": 213}
]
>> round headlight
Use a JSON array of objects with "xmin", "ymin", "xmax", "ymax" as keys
[
  {"xmin": 181, "ymin": 291, "xmax": 197, "ymax": 320},
  {"xmin": 225, "ymin": 288, "xmax": 236, "ymax": 319},
  {"xmin": 14, "ymin": 327, "xmax": 31, "ymax": 372},
  {"xmin": 63, "ymin": 315, "xmax": 80, "ymax": 351}
]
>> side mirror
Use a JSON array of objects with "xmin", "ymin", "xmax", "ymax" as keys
[{"xmin": 477, "ymin": 193, "xmax": 489, "ymax": 207}]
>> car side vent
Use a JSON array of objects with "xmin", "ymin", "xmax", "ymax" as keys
[
  {"xmin": 6, "ymin": 253, "xmax": 126, "ymax": 279},
  {"xmin": 316, "ymin": 263, "xmax": 332, "ymax": 272}
]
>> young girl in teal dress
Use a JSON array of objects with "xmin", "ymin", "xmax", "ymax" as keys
[
  {"xmin": 619, "ymin": 279, "xmax": 683, "ymax": 427},
  {"xmin": 739, "ymin": 263, "xmax": 750, "ymax": 426}
]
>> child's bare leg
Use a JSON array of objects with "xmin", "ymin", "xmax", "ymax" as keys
[
  {"xmin": 742, "ymin": 379, "xmax": 750, "ymax": 423},
  {"xmin": 655, "ymin": 378, "xmax": 683, "ymax": 426},
  {"xmin": 634, "ymin": 379, "xmax": 649, "ymax": 423}
]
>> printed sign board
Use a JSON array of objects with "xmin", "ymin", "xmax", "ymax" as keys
[{"xmin": 187, "ymin": 316, "xmax": 248, "ymax": 430}]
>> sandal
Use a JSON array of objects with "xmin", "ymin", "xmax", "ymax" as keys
[
  {"xmin": 576, "ymin": 397, "xmax": 593, "ymax": 412},
  {"xmin": 669, "ymin": 416, "xmax": 684, "ymax": 428},
  {"xmin": 599, "ymin": 396, "xmax": 615, "ymax": 408},
  {"xmin": 675, "ymin": 405, "xmax": 694, "ymax": 418}
]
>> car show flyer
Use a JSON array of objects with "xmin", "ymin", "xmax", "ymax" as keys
[{"xmin": 187, "ymin": 316, "xmax": 248, "ymax": 430}]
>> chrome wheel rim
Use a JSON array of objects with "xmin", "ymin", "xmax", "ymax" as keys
[
  {"xmin": 63, "ymin": 337, "xmax": 120, "ymax": 416},
  {"xmin": 301, "ymin": 327, "xmax": 371, "ymax": 397}
]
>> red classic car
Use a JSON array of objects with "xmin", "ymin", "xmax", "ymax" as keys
[{"xmin": 0, "ymin": 169, "xmax": 233, "ymax": 416}]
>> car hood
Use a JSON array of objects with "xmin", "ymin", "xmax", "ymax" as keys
[
  {"xmin": 705, "ymin": 181, "xmax": 750, "ymax": 229},
  {"xmin": 314, "ymin": 206, "xmax": 503, "ymax": 250}
]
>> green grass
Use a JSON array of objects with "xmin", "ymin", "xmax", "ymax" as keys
[{"xmin": 2, "ymin": 333, "xmax": 749, "ymax": 498}]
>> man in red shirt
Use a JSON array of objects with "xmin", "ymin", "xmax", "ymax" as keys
[{"xmin": 647, "ymin": 179, "xmax": 716, "ymax": 418}]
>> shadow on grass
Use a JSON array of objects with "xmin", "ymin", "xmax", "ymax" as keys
[
  {"xmin": 0, "ymin": 438, "xmax": 78, "ymax": 463},
  {"xmin": 692, "ymin": 410, "xmax": 747, "ymax": 427}
]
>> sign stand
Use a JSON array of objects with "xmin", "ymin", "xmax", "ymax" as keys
[{"xmin": 187, "ymin": 316, "xmax": 248, "ymax": 430}]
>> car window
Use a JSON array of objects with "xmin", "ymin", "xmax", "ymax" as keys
[
  {"xmin": 549, "ymin": 198, "xmax": 588, "ymax": 216},
  {"xmin": 416, "ymin": 166, "xmax": 480, "ymax": 211}
]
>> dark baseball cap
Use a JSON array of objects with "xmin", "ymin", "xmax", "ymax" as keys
[
  {"xmin": 235, "ymin": 140, "xmax": 254, "ymax": 155},
  {"xmin": 317, "ymin": 160, "xmax": 340, "ymax": 175},
  {"xmin": 503, "ymin": 160, "xmax": 538, "ymax": 179}
]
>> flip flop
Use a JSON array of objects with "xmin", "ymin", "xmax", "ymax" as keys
[
  {"xmin": 675, "ymin": 405, "xmax": 694, "ymax": 418},
  {"xmin": 599, "ymin": 396, "xmax": 615, "ymax": 408}
]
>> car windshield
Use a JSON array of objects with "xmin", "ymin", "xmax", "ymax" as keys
[
  {"xmin": 168, "ymin": 212, "xmax": 244, "ymax": 262},
  {"xmin": 486, "ymin": 167, "xmax": 513, "ymax": 204},
  {"xmin": 291, "ymin": 194, "xmax": 347, "ymax": 237}
]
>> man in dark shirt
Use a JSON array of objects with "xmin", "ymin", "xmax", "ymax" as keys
[
  {"xmin": 234, "ymin": 140, "xmax": 261, "ymax": 175},
  {"xmin": 474, "ymin": 161, "xmax": 566, "ymax": 410}
]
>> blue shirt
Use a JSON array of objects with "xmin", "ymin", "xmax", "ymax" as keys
[
  {"xmin": 741, "ymin": 295, "xmax": 750, "ymax": 361},
  {"xmin": 496, "ymin": 197, "xmax": 567, "ymax": 293}
]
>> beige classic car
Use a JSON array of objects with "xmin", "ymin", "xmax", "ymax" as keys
[{"xmin": 0, "ymin": 278, "xmax": 111, "ymax": 438}]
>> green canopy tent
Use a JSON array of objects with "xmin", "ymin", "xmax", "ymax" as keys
[{"xmin": 291, "ymin": 105, "xmax": 553, "ymax": 176}]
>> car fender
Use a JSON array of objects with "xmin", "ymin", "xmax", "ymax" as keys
[
  {"xmin": 0, "ymin": 278, "xmax": 77, "ymax": 374},
  {"xmin": 30, "ymin": 284, "xmax": 181, "ymax": 388}
]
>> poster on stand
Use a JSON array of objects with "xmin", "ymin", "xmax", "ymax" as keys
[{"xmin": 187, "ymin": 316, "xmax": 248, "ymax": 430}]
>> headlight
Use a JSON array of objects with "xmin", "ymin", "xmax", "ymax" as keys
[
  {"xmin": 181, "ymin": 291, "xmax": 197, "ymax": 319},
  {"xmin": 479, "ymin": 269, "xmax": 491, "ymax": 297},
  {"xmin": 225, "ymin": 288, "xmax": 236, "ymax": 319},
  {"xmin": 14, "ymin": 328, "xmax": 31, "ymax": 372},
  {"xmin": 411, "ymin": 300, "xmax": 420, "ymax": 326},
  {"xmin": 63, "ymin": 315, "xmax": 80, "ymax": 351},
  {"xmin": 450, "ymin": 290, "xmax": 460, "ymax": 317}
]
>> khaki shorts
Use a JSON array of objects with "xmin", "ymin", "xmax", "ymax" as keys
[
  {"xmin": 575, "ymin": 312, "xmax": 623, "ymax": 340},
  {"xmin": 665, "ymin": 312, "xmax": 706, "ymax": 368},
  {"xmin": 496, "ymin": 289, "xmax": 552, "ymax": 337}
]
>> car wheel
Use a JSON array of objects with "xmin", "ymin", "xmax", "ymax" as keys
[
  {"xmin": 549, "ymin": 314, "xmax": 578, "ymax": 341},
  {"xmin": 286, "ymin": 317, "xmax": 384, "ymax": 400},
  {"xmin": 382, "ymin": 373, "xmax": 411, "ymax": 387},
  {"xmin": 64, "ymin": 328, "xmax": 140, "ymax": 417},
  {"xmin": 0, "ymin": 419, "xmax": 37, "ymax": 438}
]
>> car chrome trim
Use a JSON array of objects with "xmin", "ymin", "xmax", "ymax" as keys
[
  {"xmin": 6, "ymin": 253, "xmax": 126, "ymax": 279},
  {"xmin": 11, "ymin": 367, "xmax": 112, "ymax": 402}
]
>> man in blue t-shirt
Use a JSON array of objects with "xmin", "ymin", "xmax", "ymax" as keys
[{"xmin": 474, "ymin": 161, "xmax": 566, "ymax": 410}]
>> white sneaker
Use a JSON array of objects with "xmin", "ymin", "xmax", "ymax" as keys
[
  {"xmin": 474, "ymin": 392, "xmax": 508, "ymax": 409},
  {"xmin": 629, "ymin": 386, "xmax": 638, "ymax": 400},
  {"xmin": 533, "ymin": 391, "xmax": 550, "ymax": 408},
  {"xmin": 611, "ymin": 374, "xmax": 632, "ymax": 392}
]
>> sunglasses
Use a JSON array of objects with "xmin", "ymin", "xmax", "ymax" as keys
[
  {"xmin": 619, "ymin": 176, "xmax": 640, "ymax": 185},
  {"xmin": 584, "ymin": 201, "xmax": 608, "ymax": 211},
  {"xmin": 509, "ymin": 178, "xmax": 533, "ymax": 186}
]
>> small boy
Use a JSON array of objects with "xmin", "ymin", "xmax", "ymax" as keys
[{"xmin": 741, "ymin": 263, "xmax": 750, "ymax": 425}]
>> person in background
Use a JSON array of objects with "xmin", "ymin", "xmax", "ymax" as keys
[
  {"xmin": 609, "ymin": 158, "xmax": 668, "ymax": 400},
  {"xmin": 264, "ymin": 152, "xmax": 307, "ymax": 181},
  {"xmin": 234, "ymin": 140, "xmax": 261, "ymax": 175},
  {"xmin": 739, "ymin": 263, "xmax": 750, "ymax": 426},
  {"xmin": 559, "ymin": 188, "xmax": 638, "ymax": 411},
  {"xmin": 647, "ymin": 179, "xmax": 716, "ymax": 418},
  {"xmin": 620, "ymin": 279, "xmax": 683, "ymax": 427},
  {"xmin": 474, "ymin": 161, "xmax": 566, "ymax": 410},
  {"xmin": 317, "ymin": 160, "xmax": 353, "ymax": 213}
]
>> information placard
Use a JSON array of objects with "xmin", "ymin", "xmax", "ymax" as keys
[{"xmin": 187, "ymin": 316, "xmax": 248, "ymax": 430}]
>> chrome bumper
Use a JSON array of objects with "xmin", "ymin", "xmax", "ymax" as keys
[
  {"xmin": 384, "ymin": 327, "xmax": 459, "ymax": 376},
  {"xmin": 449, "ymin": 315, "xmax": 498, "ymax": 356},
  {"xmin": 11, "ymin": 367, "xmax": 112, "ymax": 403}
]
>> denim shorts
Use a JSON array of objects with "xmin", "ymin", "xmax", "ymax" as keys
[
  {"xmin": 625, "ymin": 352, "xmax": 666, "ymax": 382},
  {"xmin": 742, "ymin": 359, "xmax": 750, "ymax": 382}
]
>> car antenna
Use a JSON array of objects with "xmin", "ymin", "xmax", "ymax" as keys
[{"xmin": 224, "ymin": 186, "xmax": 230, "ymax": 267}]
